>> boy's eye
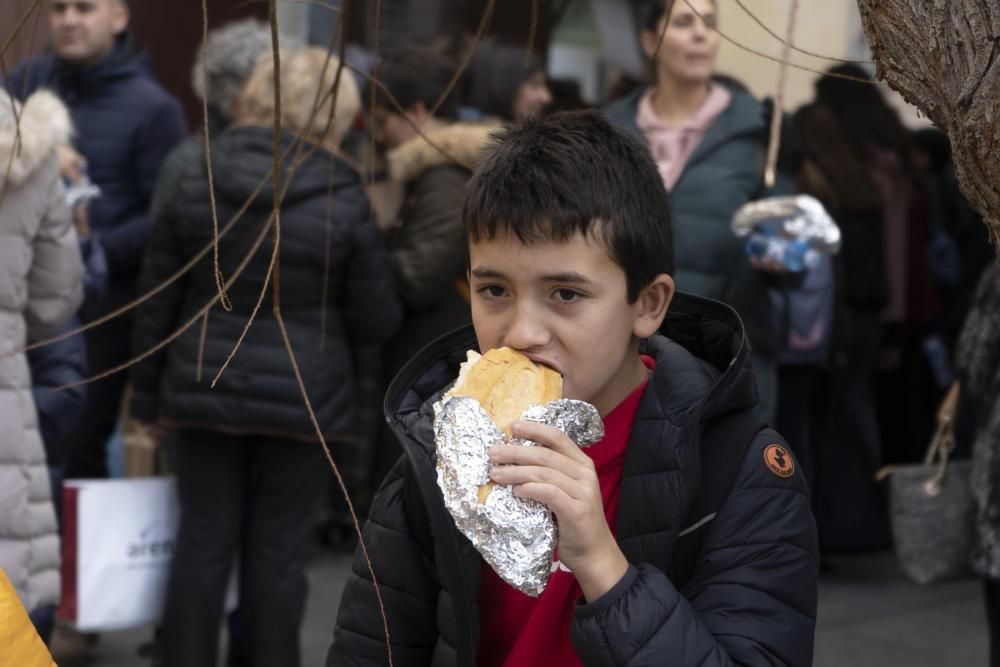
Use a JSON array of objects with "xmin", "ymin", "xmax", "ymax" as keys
[
  {"xmin": 554, "ymin": 288, "xmax": 583, "ymax": 304},
  {"xmin": 477, "ymin": 285, "xmax": 508, "ymax": 299}
]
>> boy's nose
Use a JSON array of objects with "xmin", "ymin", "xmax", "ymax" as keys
[{"xmin": 504, "ymin": 306, "xmax": 551, "ymax": 351}]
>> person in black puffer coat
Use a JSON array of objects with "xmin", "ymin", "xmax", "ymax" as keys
[
  {"xmin": 789, "ymin": 103, "xmax": 892, "ymax": 554},
  {"xmin": 329, "ymin": 112, "xmax": 817, "ymax": 666},
  {"xmin": 130, "ymin": 49, "xmax": 401, "ymax": 667}
]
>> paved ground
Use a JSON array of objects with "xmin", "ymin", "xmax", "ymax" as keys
[{"xmin": 81, "ymin": 548, "xmax": 987, "ymax": 666}]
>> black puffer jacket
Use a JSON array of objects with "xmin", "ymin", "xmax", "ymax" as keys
[
  {"xmin": 329, "ymin": 294, "xmax": 818, "ymax": 665},
  {"xmin": 130, "ymin": 126, "xmax": 402, "ymax": 441}
]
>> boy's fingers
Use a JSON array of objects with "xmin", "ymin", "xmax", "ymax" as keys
[
  {"xmin": 489, "ymin": 464, "xmax": 584, "ymax": 500},
  {"xmin": 511, "ymin": 481, "xmax": 574, "ymax": 514},
  {"xmin": 489, "ymin": 443, "xmax": 589, "ymax": 480},
  {"xmin": 510, "ymin": 420, "xmax": 589, "ymax": 462}
]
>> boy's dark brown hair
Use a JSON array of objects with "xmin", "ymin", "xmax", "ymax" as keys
[{"xmin": 463, "ymin": 110, "xmax": 675, "ymax": 303}]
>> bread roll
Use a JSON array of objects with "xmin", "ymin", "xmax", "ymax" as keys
[{"xmin": 446, "ymin": 347, "xmax": 562, "ymax": 504}]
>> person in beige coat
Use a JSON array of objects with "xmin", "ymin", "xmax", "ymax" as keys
[{"xmin": 0, "ymin": 88, "xmax": 84, "ymax": 621}]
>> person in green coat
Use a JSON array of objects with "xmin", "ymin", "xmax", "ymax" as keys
[{"xmin": 605, "ymin": 0, "xmax": 792, "ymax": 421}]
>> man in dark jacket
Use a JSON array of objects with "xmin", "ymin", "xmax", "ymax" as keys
[
  {"xmin": 6, "ymin": 0, "xmax": 187, "ymax": 479},
  {"xmin": 329, "ymin": 112, "xmax": 818, "ymax": 665}
]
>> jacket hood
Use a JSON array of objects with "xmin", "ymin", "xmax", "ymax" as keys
[
  {"xmin": 385, "ymin": 292, "xmax": 757, "ymax": 463},
  {"xmin": 0, "ymin": 90, "xmax": 72, "ymax": 186},
  {"xmin": 387, "ymin": 120, "xmax": 502, "ymax": 184},
  {"xmin": 209, "ymin": 125, "xmax": 360, "ymax": 209}
]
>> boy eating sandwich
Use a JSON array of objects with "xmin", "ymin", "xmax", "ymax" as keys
[{"xmin": 329, "ymin": 111, "xmax": 818, "ymax": 666}]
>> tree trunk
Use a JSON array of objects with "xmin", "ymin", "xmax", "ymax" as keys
[{"xmin": 857, "ymin": 0, "xmax": 1000, "ymax": 250}]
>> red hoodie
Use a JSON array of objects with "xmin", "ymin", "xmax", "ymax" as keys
[{"xmin": 477, "ymin": 356, "xmax": 653, "ymax": 666}]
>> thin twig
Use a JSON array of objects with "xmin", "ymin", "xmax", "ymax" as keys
[
  {"xmin": 317, "ymin": 3, "xmax": 350, "ymax": 351},
  {"xmin": 428, "ymin": 0, "xmax": 496, "ymax": 117},
  {"xmin": 201, "ymin": 0, "xmax": 232, "ymax": 311},
  {"xmin": 210, "ymin": 212, "xmax": 278, "ymax": 387},
  {"xmin": 276, "ymin": 310, "xmax": 393, "ymax": 667},
  {"xmin": 196, "ymin": 311, "xmax": 209, "ymax": 382},
  {"xmin": 320, "ymin": 159, "xmax": 333, "ymax": 350},
  {"xmin": 349, "ymin": 63, "xmax": 466, "ymax": 167},
  {"xmin": 652, "ymin": 0, "xmax": 676, "ymax": 63},
  {"xmin": 230, "ymin": 0, "xmax": 343, "ymax": 12},
  {"xmin": 266, "ymin": 4, "xmax": 393, "ymax": 663},
  {"xmin": 269, "ymin": 0, "xmax": 283, "ymax": 310},
  {"xmin": 730, "ymin": 0, "xmax": 872, "ymax": 65},
  {"xmin": 0, "ymin": 0, "xmax": 41, "ymax": 210},
  {"xmin": 12, "ymin": 5, "xmax": 361, "ymax": 367},
  {"xmin": 368, "ymin": 0, "xmax": 382, "ymax": 218},
  {"xmin": 9, "ymin": 173, "xmax": 270, "ymax": 358},
  {"xmin": 54, "ymin": 215, "xmax": 276, "ymax": 391},
  {"xmin": 679, "ymin": 0, "xmax": 876, "ymax": 83},
  {"xmin": 0, "ymin": 0, "xmax": 43, "ymax": 61},
  {"xmin": 764, "ymin": 0, "xmax": 799, "ymax": 188},
  {"xmin": 195, "ymin": 1, "xmax": 355, "ymax": 385}
]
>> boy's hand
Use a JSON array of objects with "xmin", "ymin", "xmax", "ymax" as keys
[{"xmin": 488, "ymin": 420, "xmax": 629, "ymax": 602}]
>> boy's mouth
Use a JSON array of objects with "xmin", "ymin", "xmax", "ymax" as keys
[{"xmin": 524, "ymin": 353, "xmax": 563, "ymax": 377}]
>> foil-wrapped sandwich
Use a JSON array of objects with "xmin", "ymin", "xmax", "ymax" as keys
[{"xmin": 433, "ymin": 348, "xmax": 603, "ymax": 597}]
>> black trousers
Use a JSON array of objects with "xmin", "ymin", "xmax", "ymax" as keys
[
  {"xmin": 813, "ymin": 316, "xmax": 891, "ymax": 552},
  {"xmin": 986, "ymin": 578, "xmax": 1000, "ymax": 667},
  {"xmin": 775, "ymin": 365, "xmax": 822, "ymax": 495},
  {"xmin": 162, "ymin": 429, "xmax": 329, "ymax": 667},
  {"xmin": 64, "ymin": 314, "xmax": 132, "ymax": 478}
]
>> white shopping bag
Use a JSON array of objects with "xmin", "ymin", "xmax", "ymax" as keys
[{"xmin": 57, "ymin": 477, "xmax": 235, "ymax": 632}]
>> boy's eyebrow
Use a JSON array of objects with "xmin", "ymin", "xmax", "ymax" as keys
[
  {"xmin": 539, "ymin": 271, "xmax": 593, "ymax": 285},
  {"xmin": 470, "ymin": 267, "xmax": 593, "ymax": 285},
  {"xmin": 470, "ymin": 267, "xmax": 508, "ymax": 280}
]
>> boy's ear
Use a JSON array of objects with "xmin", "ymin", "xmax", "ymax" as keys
[{"xmin": 633, "ymin": 274, "xmax": 675, "ymax": 339}]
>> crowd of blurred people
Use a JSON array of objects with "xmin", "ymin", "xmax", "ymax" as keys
[{"xmin": 2, "ymin": 0, "xmax": 999, "ymax": 665}]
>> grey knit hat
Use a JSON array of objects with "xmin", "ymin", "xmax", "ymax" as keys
[{"xmin": 191, "ymin": 19, "xmax": 297, "ymax": 122}]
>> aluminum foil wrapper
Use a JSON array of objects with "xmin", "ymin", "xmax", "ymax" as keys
[
  {"xmin": 433, "ymin": 396, "xmax": 604, "ymax": 597},
  {"xmin": 731, "ymin": 194, "xmax": 841, "ymax": 253}
]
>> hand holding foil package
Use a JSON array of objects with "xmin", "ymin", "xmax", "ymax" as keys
[
  {"xmin": 732, "ymin": 195, "xmax": 841, "ymax": 272},
  {"xmin": 432, "ymin": 395, "xmax": 603, "ymax": 597}
]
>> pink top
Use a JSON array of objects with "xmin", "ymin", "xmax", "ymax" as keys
[{"xmin": 636, "ymin": 84, "xmax": 732, "ymax": 191}]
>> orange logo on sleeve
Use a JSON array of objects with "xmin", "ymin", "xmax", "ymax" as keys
[{"xmin": 764, "ymin": 444, "xmax": 795, "ymax": 478}]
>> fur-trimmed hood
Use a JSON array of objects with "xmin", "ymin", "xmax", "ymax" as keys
[
  {"xmin": 0, "ymin": 90, "xmax": 73, "ymax": 186},
  {"xmin": 388, "ymin": 120, "xmax": 502, "ymax": 184}
]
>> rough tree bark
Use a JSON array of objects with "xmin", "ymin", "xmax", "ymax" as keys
[{"xmin": 857, "ymin": 0, "xmax": 1000, "ymax": 250}]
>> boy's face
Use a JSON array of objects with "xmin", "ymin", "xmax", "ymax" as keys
[{"xmin": 469, "ymin": 230, "xmax": 674, "ymax": 417}]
